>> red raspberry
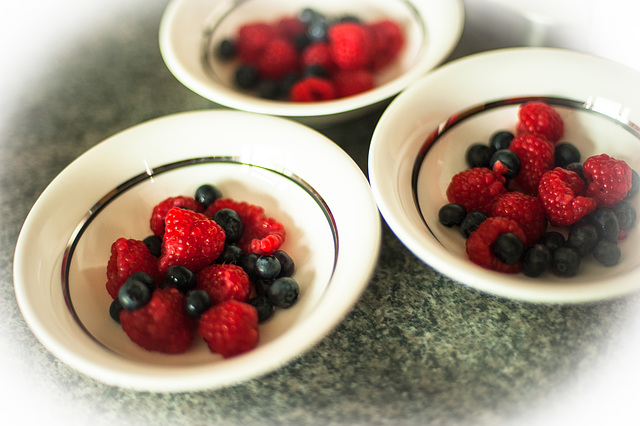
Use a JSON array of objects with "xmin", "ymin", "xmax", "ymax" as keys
[
  {"xmin": 275, "ymin": 16, "xmax": 306, "ymax": 40},
  {"xmin": 446, "ymin": 167, "xmax": 507, "ymax": 216},
  {"xmin": 120, "ymin": 287, "xmax": 195, "ymax": 354},
  {"xmin": 491, "ymin": 191, "xmax": 547, "ymax": 245},
  {"xmin": 256, "ymin": 38, "xmax": 299, "ymax": 80},
  {"xmin": 149, "ymin": 196, "xmax": 204, "ymax": 236},
  {"xmin": 538, "ymin": 168, "xmax": 597, "ymax": 226},
  {"xmin": 509, "ymin": 133, "xmax": 555, "ymax": 195},
  {"xmin": 198, "ymin": 300, "xmax": 259, "ymax": 358},
  {"xmin": 206, "ymin": 198, "xmax": 286, "ymax": 255},
  {"xmin": 327, "ymin": 22, "xmax": 374, "ymax": 70},
  {"xmin": 466, "ymin": 217, "xmax": 526, "ymax": 273},
  {"xmin": 332, "ymin": 69, "xmax": 374, "ymax": 98},
  {"xmin": 196, "ymin": 264, "xmax": 251, "ymax": 305},
  {"xmin": 368, "ymin": 19, "xmax": 405, "ymax": 70},
  {"xmin": 583, "ymin": 154, "xmax": 633, "ymax": 207},
  {"xmin": 301, "ymin": 42, "xmax": 335, "ymax": 72},
  {"xmin": 289, "ymin": 76, "xmax": 337, "ymax": 102},
  {"xmin": 236, "ymin": 22, "xmax": 277, "ymax": 64},
  {"xmin": 158, "ymin": 207, "xmax": 226, "ymax": 275},
  {"xmin": 517, "ymin": 101, "xmax": 564, "ymax": 143},
  {"xmin": 106, "ymin": 238, "xmax": 161, "ymax": 299}
]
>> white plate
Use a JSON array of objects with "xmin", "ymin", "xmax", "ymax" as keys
[
  {"xmin": 13, "ymin": 110, "xmax": 381, "ymax": 391},
  {"xmin": 158, "ymin": 0, "xmax": 464, "ymax": 126},
  {"xmin": 369, "ymin": 47, "xmax": 640, "ymax": 304}
]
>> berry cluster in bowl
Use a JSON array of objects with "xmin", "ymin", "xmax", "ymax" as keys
[
  {"xmin": 439, "ymin": 101, "xmax": 638, "ymax": 278},
  {"xmin": 214, "ymin": 7, "xmax": 405, "ymax": 102},
  {"xmin": 106, "ymin": 183, "xmax": 300, "ymax": 358}
]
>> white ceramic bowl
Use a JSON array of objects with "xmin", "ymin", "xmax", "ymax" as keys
[
  {"xmin": 369, "ymin": 47, "xmax": 640, "ymax": 304},
  {"xmin": 158, "ymin": 0, "xmax": 464, "ymax": 126},
  {"xmin": 13, "ymin": 110, "xmax": 381, "ymax": 392}
]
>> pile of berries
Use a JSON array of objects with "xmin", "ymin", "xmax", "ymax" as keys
[
  {"xmin": 215, "ymin": 8, "xmax": 405, "ymax": 101},
  {"xmin": 439, "ymin": 101, "xmax": 638, "ymax": 278},
  {"xmin": 106, "ymin": 184, "xmax": 300, "ymax": 357}
]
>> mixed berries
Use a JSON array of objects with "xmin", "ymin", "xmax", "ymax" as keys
[
  {"xmin": 106, "ymin": 184, "xmax": 300, "ymax": 357},
  {"xmin": 214, "ymin": 8, "xmax": 405, "ymax": 101},
  {"xmin": 439, "ymin": 101, "xmax": 638, "ymax": 278}
]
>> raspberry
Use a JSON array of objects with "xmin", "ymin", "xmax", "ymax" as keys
[
  {"xmin": 368, "ymin": 19, "xmax": 405, "ymax": 70},
  {"xmin": 327, "ymin": 22, "xmax": 374, "ymax": 70},
  {"xmin": 206, "ymin": 198, "xmax": 286, "ymax": 255},
  {"xmin": 491, "ymin": 191, "xmax": 547, "ymax": 245},
  {"xmin": 149, "ymin": 196, "xmax": 204, "ymax": 236},
  {"xmin": 301, "ymin": 42, "xmax": 335, "ymax": 71},
  {"xmin": 509, "ymin": 133, "xmax": 555, "ymax": 195},
  {"xmin": 236, "ymin": 22, "xmax": 277, "ymax": 64},
  {"xmin": 516, "ymin": 101, "xmax": 564, "ymax": 143},
  {"xmin": 120, "ymin": 287, "xmax": 194, "ymax": 354},
  {"xmin": 538, "ymin": 168, "xmax": 597, "ymax": 226},
  {"xmin": 275, "ymin": 16, "xmax": 306, "ymax": 40},
  {"xmin": 465, "ymin": 217, "xmax": 526, "ymax": 273},
  {"xmin": 196, "ymin": 264, "xmax": 251, "ymax": 305},
  {"xmin": 288, "ymin": 76, "xmax": 337, "ymax": 102},
  {"xmin": 446, "ymin": 167, "xmax": 507, "ymax": 216},
  {"xmin": 332, "ymin": 69, "xmax": 374, "ymax": 98},
  {"xmin": 198, "ymin": 300, "xmax": 259, "ymax": 358},
  {"xmin": 583, "ymin": 154, "xmax": 633, "ymax": 207},
  {"xmin": 106, "ymin": 238, "xmax": 161, "ymax": 299},
  {"xmin": 158, "ymin": 207, "xmax": 226, "ymax": 275},
  {"xmin": 256, "ymin": 38, "xmax": 299, "ymax": 80}
]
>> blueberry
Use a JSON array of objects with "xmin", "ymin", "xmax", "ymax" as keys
[
  {"xmin": 109, "ymin": 298, "xmax": 123, "ymax": 323},
  {"xmin": 539, "ymin": 231, "xmax": 565, "ymax": 252},
  {"xmin": 627, "ymin": 169, "xmax": 639, "ymax": 198},
  {"xmin": 489, "ymin": 130, "xmax": 514, "ymax": 151},
  {"xmin": 143, "ymin": 235, "xmax": 162, "ymax": 257},
  {"xmin": 489, "ymin": 149, "xmax": 521, "ymax": 179},
  {"xmin": 460, "ymin": 211, "xmax": 487, "ymax": 238},
  {"xmin": 255, "ymin": 255, "xmax": 281, "ymax": 280},
  {"xmin": 184, "ymin": 289, "xmax": 212, "ymax": 319},
  {"xmin": 438, "ymin": 203, "xmax": 467, "ymax": 227},
  {"xmin": 612, "ymin": 200, "xmax": 637, "ymax": 230},
  {"xmin": 491, "ymin": 232, "xmax": 525, "ymax": 265},
  {"xmin": 217, "ymin": 38, "xmax": 236, "ymax": 60},
  {"xmin": 466, "ymin": 144, "xmax": 494, "ymax": 168},
  {"xmin": 586, "ymin": 209, "xmax": 620, "ymax": 242},
  {"xmin": 235, "ymin": 64, "xmax": 259, "ymax": 89},
  {"xmin": 522, "ymin": 244, "xmax": 552, "ymax": 277},
  {"xmin": 298, "ymin": 7, "xmax": 322, "ymax": 25},
  {"xmin": 213, "ymin": 208, "xmax": 244, "ymax": 243},
  {"xmin": 306, "ymin": 16, "xmax": 329, "ymax": 41},
  {"xmin": 254, "ymin": 278, "xmax": 272, "ymax": 296},
  {"xmin": 249, "ymin": 295, "xmax": 274, "ymax": 322},
  {"xmin": 293, "ymin": 33, "xmax": 311, "ymax": 52},
  {"xmin": 268, "ymin": 277, "xmax": 300, "ymax": 308},
  {"xmin": 274, "ymin": 250, "xmax": 295, "ymax": 277},
  {"xmin": 555, "ymin": 142, "xmax": 581, "ymax": 168},
  {"xmin": 551, "ymin": 247, "xmax": 580, "ymax": 277},
  {"xmin": 239, "ymin": 253, "xmax": 259, "ymax": 279},
  {"xmin": 279, "ymin": 72, "xmax": 300, "ymax": 95},
  {"xmin": 593, "ymin": 240, "xmax": 621, "ymax": 267},
  {"xmin": 215, "ymin": 244, "xmax": 244, "ymax": 265},
  {"xmin": 194, "ymin": 184, "xmax": 222, "ymax": 208},
  {"xmin": 566, "ymin": 222, "xmax": 599, "ymax": 256},
  {"xmin": 257, "ymin": 79, "xmax": 280, "ymax": 99},
  {"xmin": 162, "ymin": 265, "xmax": 196, "ymax": 293},
  {"xmin": 566, "ymin": 162, "xmax": 585, "ymax": 180},
  {"xmin": 303, "ymin": 64, "xmax": 328, "ymax": 78},
  {"xmin": 118, "ymin": 274, "xmax": 153, "ymax": 311}
]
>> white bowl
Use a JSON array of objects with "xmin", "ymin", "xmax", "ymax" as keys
[
  {"xmin": 158, "ymin": 0, "xmax": 464, "ymax": 126},
  {"xmin": 369, "ymin": 47, "xmax": 640, "ymax": 304},
  {"xmin": 13, "ymin": 110, "xmax": 381, "ymax": 392}
]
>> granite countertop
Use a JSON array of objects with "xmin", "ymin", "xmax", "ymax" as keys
[{"xmin": 2, "ymin": 1, "xmax": 640, "ymax": 425}]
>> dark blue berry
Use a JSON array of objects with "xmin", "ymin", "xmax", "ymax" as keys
[
  {"xmin": 460, "ymin": 211, "xmax": 487, "ymax": 238},
  {"xmin": 109, "ymin": 298, "xmax": 123, "ymax": 323},
  {"xmin": 555, "ymin": 142, "xmax": 581, "ymax": 168},
  {"xmin": 257, "ymin": 79, "xmax": 280, "ymax": 99},
  {"xmin": 298, "ymin": 7, "xmax": 322, "ymax": 25},
  {"xmin": 213, "ymin": 208, "xmax": 244, "ymax": 243},
  {"xmin": 279, "ymin": 72, "xmax": 300, "ymax": 96},
  {"xmin": 143, "ymin": 235, "xmax": 162, "ymax": 257},
  {"xmin": 489, "ymin": 149, "xmax": 521, "ymax": 179},
  {"xmin": 118, "ymin": 274, "xmax": 153, "ymax": 311},
  {"xmin": 293, "ymin": 33, "xmax": 311, "ymax": 52},
  {"xmin": 626, "ymin": 169, "xmax": 639, "ymax": 198},
  {"xmin": 551, "ymin": 247, "xmax": 580, "ymax": 277},
  {"xmin": 255, "ymin": 255, "xmax": 281, "ymax": 280},
  {"xmin": 217, "ymin": 39, "xmax": 236, "ymax": 60},
  {"xmin": 539, "ymin": 231, "xmax": 565, "ymax": 252},
  {"xmin": 612, "ymin": 200, "xmax": 637, "ymax": 230},
  {"xmin": 249, "ymin": 295, "xmax": 274, "ymax": 322},
  {"xmin": 268, "ymin": 277, "xmax": 300, "ymax": 308},
  {"xmin": 254, "ymin": 278, "xmax": 272, "ymax": 296},
  {"xmin": 586, "ymin": 209, "xmax": 620, "ymax": 242},
  {"xmin": 274, "ymin": 250, "xmax": 295, "ymax": 277},
  {"xmin": 215, "ymin": 244, "xmax": 244, "ymax": 265},
  {"xmin": 303, "ymin": 64, "xmax": 329, "ymax": 78},
  {"xmin": 466, "ymin": 143, "xmax": 494, "ymax": 168},
  {"xmin": 491, "ymin": 232, "xmax": 525, "ymax": 265},
  {"xmin": 162, "ymin": 265, "xmax": 196, "ymax": 293},
  {"xmin": 239, "ymin": 253, "xmax": 259, "ymax": 280},
  {"xmin": 566, "ymin": 162, "xmax": 585, "ymax": 180},
  {"xmin": 566, "ymin": 222, "xmax": 599, "ymax": 256},
  {"xmin": 489, "ymin": 130, "xmax": 514, "ymax": 151},
  {"xmin": 306, "ymin": 16, "xmax": 328, "ymax": 41},
  {"xmin": 184, "ymin": 289, "xmax": 212, "ymax": 319},
  {"xmin": 593, "ymin": 240, "xmax": 621, "ymax": 267},
  {"xmin": 438, "ymin": 203, "xmax": 467, "ymax": 227},
  {"xmin": 522, "ymin": 244, "xmax": 551, "ymax": 277},
  {"xmin": 195, "ymin": 184, "xmax": 222, "ymax": 208},
  {"xmin": 235, "ymin": 64, "xmax": 259, "ymax": 89}
]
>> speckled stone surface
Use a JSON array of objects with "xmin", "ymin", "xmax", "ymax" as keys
[{"xmin": 2, "ymin": 1, "xmax": 640, "ymax": 425}]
